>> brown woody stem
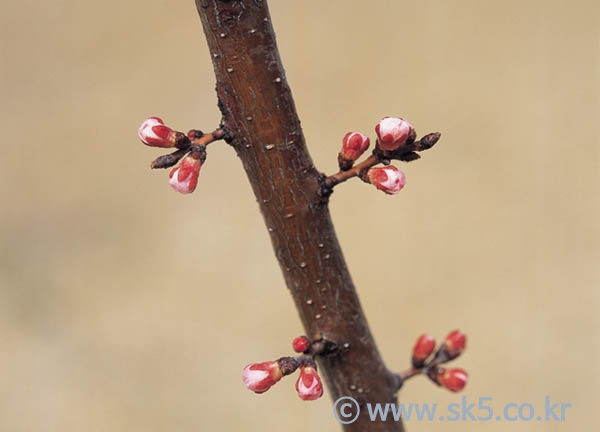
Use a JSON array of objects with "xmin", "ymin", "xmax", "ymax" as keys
[
  {"xmin": 325, "ymin": 155, "xmax": 380, "ymax": 187},
  {"xmin": 190, "ymin": 128, "xmax": 225, "ymax": 147},
  {"xmin": 151, "ymin": 148, "xmax": 191, "ymax": 169},
  {"xmin": 393, "ymin": 368, "xmax": 422, "ymax": 391},
  {"xmin": 195, "ymin": 1, "xmax": 404, "ymax": 430}
]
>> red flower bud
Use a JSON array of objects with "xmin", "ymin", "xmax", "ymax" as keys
[
  {"xmin": 443, "ymin": 330, "xmax": 466, "ymax": 359},
  {"xmin": 375, "ymin": 117, "xmax": 414, "ymax": 151},
  {"xmin": 367, "ymin": 165, "xmax": 406, "ymax": 195},
  {"xmin": 168, "ymin": 154, "xmax": 201, "ymax": 194},
  {"xmin": 138, "ymin": 117, "xmax": 177, "ymax": 148},
  {"xmin": 341, "ymin": 132, "xmax": 370, "ymax": 161},
  {"xmin": 437, "ymin": 368, "xmax": 468, "ymax": 392},
  {"xmin": 295, "ymin": 366, "xmax": 323, "ymax": 401},
  {"xmin": 292, "ymin": 336, "xmax": 311, "ymax": 353},
  {"xmin": 412, "ymin": 334, "xmax": 436, "ymax": 368},
  {"xmin": 242, "ymin": 361, "xmax": 283, "ymax": 394}
]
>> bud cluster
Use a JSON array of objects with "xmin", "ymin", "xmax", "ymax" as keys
[
  {"xmin": 138, "ymin": 116, "xmax": 221, "ymax": 194},
  {"xmin": 242, "ymin": 336, "xmax": 324, "ymax": 401},
  {"xmin": 401, "ymin": 329, "xmax": 468, "ymax": 393},
  {"xmin": 333, "ymin": 117, "xmax": 440, "ymax": 195}
]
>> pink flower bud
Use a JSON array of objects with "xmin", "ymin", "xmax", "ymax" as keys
[
  {"xmin": 437, "ymin": 368, "xmax": 468, "ymax": 392},
  {"xmin": 292, "ymin": 336, "xmax": 311, "ymax": 353},
  {"xmin": 138, "ymin": 117, "xmax": 177, "ymax": 148},
  {"xmin": 242, "ymin": 361, "xmax": 283, "ymax": 394},
  {"xmin": 367, "ymin": 165, "xmax": 406, "ymax": 195},
  {"xmin": 375, "ymin": 117, "xmax": 414, "ymax": 151},
  {"xmin": 443, "ymin": 330, "xmax": 467, "ymax": 359},
  {"xmin": 295, "ymin": 366, "xmax": 323, "ymax": 401},
  {"xmin": 168, "ymin": 154, "xmax": 201, "ymax": 194},
  {"xmin": 412, "ymin": 334, "xmax": 436, "ymax": 368},
  {"xmin": 341, "ymin": 132, "xmax": 370, "ymax": 161}
]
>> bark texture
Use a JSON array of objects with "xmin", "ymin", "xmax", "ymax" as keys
[{"xmin": 195, "ymin": 1, "xmax": 403, "ymax": 430}]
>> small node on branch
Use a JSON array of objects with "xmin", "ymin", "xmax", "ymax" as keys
[
  {"xmin": 187, "ymin": 129, "xmax": 205, "ymax": 140},
  {"xmin": 394, "ymin": 329, "xmax": 469, "ymax": 393},
  {"xmin": 317, "ymin": 174, "xmax": 334, "ymax": 201}
]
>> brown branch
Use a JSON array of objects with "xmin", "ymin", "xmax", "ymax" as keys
[
  {"xmin": 393, "ymin": 368, "xmax": 422, "ymax": 392},
  {"xmin": 190, "ymin": 128, "xmax": 225, "ymax": 148},
  {"xmin": 325, "ymin": 155, "xmax": 379, "ymax": 187},
  {"xmin": 195, "ymin": 1, "xmax": 404, "ymax": 430}
]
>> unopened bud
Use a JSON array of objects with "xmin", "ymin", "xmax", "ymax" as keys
[
  {"xmin": 443, "ymin": 330, "xmax": 466, "ymax": 359},
  {"xmin": 338, "ymin": 132, "xmax": 370, "ymax": 170},
  {"xmin": 168, "ymin": 153, "xmax": 202, "ymax": 194},
  {"xmin": 437, "ymin": 368, "xmax": 468, "ymax": 392},
  {"xmin": 138, "ymin": 117, "xmax": 189, "ymax": 148},
  {"xmin": 367, "ymin": 165, "xmax": 406, "ymax": 195},
  {"xmin": 375, "ymin": 117, "xmax": 414, "ymax": 151},
  {"xmin": 292, "ymin": 336, "xmax": 311, "ymax": 353},
  {"xmin": 295, "ymin": 366, "xmax": 323, "ymax": 401},
  {"xmin": 418, "ymin": 132, "xmax": 441, "ymax": 150},
  {"xmin": 412, "ymin": 334, "xmax": 436, "ymax": 368},
  {"xmin": 242, "ymin": 361, "xmax": 283, "ymax": 394}
]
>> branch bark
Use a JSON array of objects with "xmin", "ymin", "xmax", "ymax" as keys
[{"xmin": 195, "ymin": 1, "xmax": 403, "ymax": 430}]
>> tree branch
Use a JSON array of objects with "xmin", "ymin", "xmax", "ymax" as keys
[{"xmin": 194, "ymin": 1, "xmax": 404, "ymax": 430}]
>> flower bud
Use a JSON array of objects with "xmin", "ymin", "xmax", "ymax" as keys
[
  {"xmin": 412, "ymin": 334, "xmax": 436, "ymax": 368},
  {"xmin": 295, "ymin": 366, "xmax": 323, "ymax": 401},
  {"xmin": 168, "ymin": 153, "xmax": 201, "ymax": 194},
  {"xmin": 242, "ymin": 361, "xmax": 283, "ymax": 394},
  {"xmin": 338, "ymin": 132, "xmax": 370, "ymax": 170},
  {"xmin": 292, "ymin": 336, "xmax": 311, "ymax": 353},
  {"xmin": 375, "ymin": 117, "xmax": 415, "ymax": 151},
  {"xmin": 418, "ymin": 132, "xmax": 441, "ymax": 150},
  {"xmin": 367, "ymin": 165, "xmax": 406, "ymax": 195},
  {"xmin": 437, "ymin": 368, "xmax": 468, "ymax": 392},
  {"xmin": 138, "ymin": 117, "xmax": 178, "ymax": 148},
  {"xmin": 443, "ymin": 330, "xmax": 466, "ymax": 359}
]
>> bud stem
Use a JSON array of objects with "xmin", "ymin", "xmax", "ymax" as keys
[
  {"xmin": 151, "ymin": 148, "xmax": 192, "ymax": 169},
  {"xmin": 393, "ymin": 368, "xmax": 423, "ymax": 391},
  {"xmin": 190, "ymin": 128, "xmax": 225, "ymax": 148},
  {"xmin": 151, "ymin": 128, "xmax": 225, "ymax": 169},
  {"xmin": 325, "ymin": 155, "xmax": 380, "ymax": 187}
]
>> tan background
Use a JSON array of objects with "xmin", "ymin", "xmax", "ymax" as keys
[{"xmin": 1, "ymin": 0, "xmax": 598, "ymax": 430}]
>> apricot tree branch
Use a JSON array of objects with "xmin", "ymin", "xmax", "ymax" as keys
[
  {"xmin": 137, "ymin": 1, "xmax": 462, "ymax": 425},
  {"xmin": 134, "ymin": 1, "xmax": 456, "ymax": 430},
  {"xmin": 193, "ymin": 1, "xmax": 405, "ymax": 430}
]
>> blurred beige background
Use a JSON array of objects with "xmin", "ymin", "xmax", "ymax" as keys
[{"xmin": 1, "ymin": 0, "xmax": 598, "ymax": 431}]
